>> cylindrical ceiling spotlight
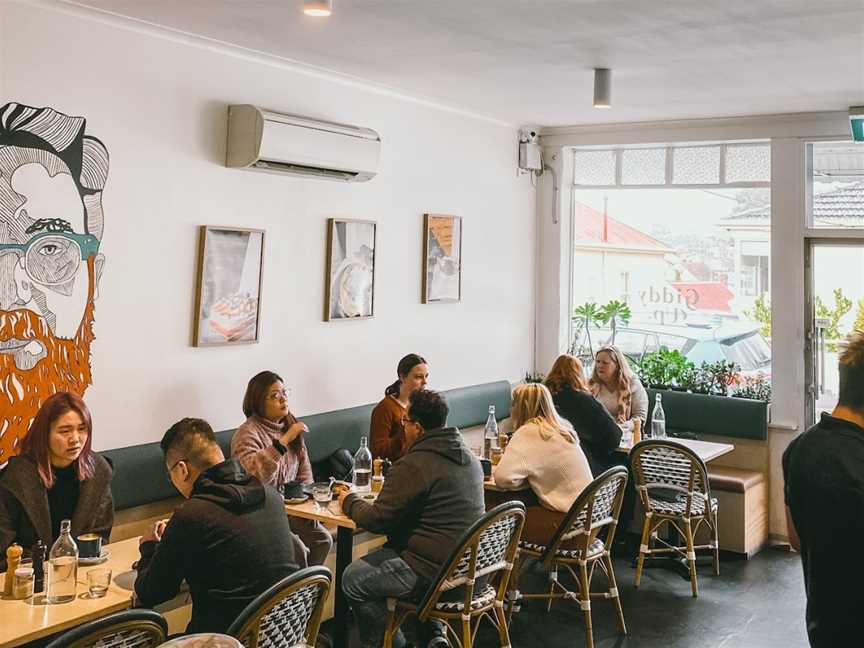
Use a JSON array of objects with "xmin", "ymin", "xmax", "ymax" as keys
[
  {"xmin": 303, "ymin": 0, "xmax": 332, "ymax": 17},
  {"xmin": 593, "ymin": 68, "xmax": 611, "ymax": 109}
]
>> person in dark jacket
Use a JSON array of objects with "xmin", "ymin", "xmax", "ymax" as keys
[
  {"xmin": 0, "ymin": 392, "xmax": 113, "ymax": 571},
  {"xmin": 134, "ymin": 418, "xmax": 300, "ymax": 635},
  {"xmin": 339, "ymin": 389, "xmax": 484, "ymax": 648},
  {"xmin": 544, "ymin": 354, "xmax": 622, "ymax": 475}
]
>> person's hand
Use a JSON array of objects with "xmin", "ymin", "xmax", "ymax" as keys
[
  {"xmin": 281, "ymin": 421, "xmax": 308, "ymax": 446},
  {"xmin": 141, "ymin": 518, "xmax": 169, "ymax": 544},
  {"xmin": 337, "ymin": 489, "xmax": 351, "ymax": 511}
]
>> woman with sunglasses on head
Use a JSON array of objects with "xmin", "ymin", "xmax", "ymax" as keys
[
  {"xmin": 0, "ymin": 392, "xmax": 113, "ymax": 571},
  {"xmin": 231, "ymin": 371, "xmax": 332, "ymax": 567},
  {"xmin": 590, "ymin": 345, "xmax": 648, "ymax": 434},
  {"xmin": 369, "ymin": 353, "xmax": 429, "ymax": 460}
]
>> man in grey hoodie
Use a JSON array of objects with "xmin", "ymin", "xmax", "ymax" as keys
[{"xmin": 339, "ymin": 389, "xmax": 484, "ymax": 648}]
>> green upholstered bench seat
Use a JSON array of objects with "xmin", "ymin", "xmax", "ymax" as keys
[
  {"xmin": 645, "ymin": 388, "xmax": 768, "ymax": 442},
  {"xmin": 104, "ymin": 380, "xmax": 512, "ymax": 511}
]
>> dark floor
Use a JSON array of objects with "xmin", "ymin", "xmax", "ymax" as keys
[{"xmin": 471, "ymin": 546, "xmax": 808, "ymax": 648}]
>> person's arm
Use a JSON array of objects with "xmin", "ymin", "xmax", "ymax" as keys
[
  {"xmin": 0, "ymin": 488, "xmax": 21, "ymax": 572},
  {"xmin": 558, "ymin": 389, "xmax": 622, "ymax": 454},
  {"xmin": 342, "ymin": 459, "xmax": 423, "ymax": 534},
  {"xmin": 629, "ymin": 378, "xmax": 649, "ymax": 423},
  {"xmin": 295, "ymin": 438, "xmax": 314, "ymax": 485},
  {"xmin": 370, "ymin": 401, "xmax": 404, "ymax": 460},
  {"xmin": 89, "ymin": 486, "xmax": 114, "ymax": 544},
  {"xmin": 785, "ymin": 506, "xmax": 801, "ymax": 552},
  {"xmin": 493, "ymin": 428, "xmax": 530, "ymax": 490},
  {"xmin": 231, "ymin": 422, "xmax": 284, "ymax": 486},
  {"xmin": 134, "ymin": 517, "xmax": 187, "ymax": 607}
]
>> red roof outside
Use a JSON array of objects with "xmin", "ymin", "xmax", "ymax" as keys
[
  {"xmin": 671, "ymin": 282, "xmax": 734, "ymax": 313},
  {"xmin": 574, "ymin": 202, "xmax": 672, "ymax": 252}
]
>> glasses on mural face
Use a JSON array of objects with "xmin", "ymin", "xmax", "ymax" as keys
[
  {"xmin": 268, "ymin": 389, "xmax": 292, "ymax": 401},
  {"xmin": 0, "ymin": 231, "xmax": 100, "ymax": 287}
]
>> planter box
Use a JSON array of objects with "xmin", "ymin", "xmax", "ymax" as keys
[{"xmin": 646, "ymin": 388, "xmax": 768, "ymax": 441}]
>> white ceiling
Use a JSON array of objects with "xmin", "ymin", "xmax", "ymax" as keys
[{"xmin": 66, "ymin": 0, "xmax": 864, "ymax": 126}]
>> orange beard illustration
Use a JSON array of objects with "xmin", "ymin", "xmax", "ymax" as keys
[{"xmin": 0, "ymin": 259, "xmax": 96, "ymax": 462}]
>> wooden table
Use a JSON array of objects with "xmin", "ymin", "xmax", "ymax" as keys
[
  {"xmin": 0, "ymin": 537, "xmax": 139, "ymax": 648},
  {"xmin": 616, "ymin": 437, "xmax": 734, "ymax": 463},
  {"xmin": 284, "ymin": 499, "xmax": 359, "ymax": 648}
]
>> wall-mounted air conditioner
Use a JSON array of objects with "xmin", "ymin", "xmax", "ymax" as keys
[{"xmin": 226, "ymin": 105, "xmax": 380, "ymax": 182}]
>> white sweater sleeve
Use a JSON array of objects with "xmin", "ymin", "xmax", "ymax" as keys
[{"xmin": 492, "ymin": 426, "xmax": 532, "ymax": 490}]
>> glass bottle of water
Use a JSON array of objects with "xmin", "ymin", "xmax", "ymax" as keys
[
  {"xmin": 353, "ymin": 436, "xmax": 372, "ymax": 493},
  {"xmin": 651, "ymin": 394, "xmax": 667, "ymax": 440},
  {"xmin": 47, "ymin": 520, "xmax": 78, "ymax": 604},
  {"xmin": 484, "ymin": 405, "xmax": 499, "ymax": 459}
]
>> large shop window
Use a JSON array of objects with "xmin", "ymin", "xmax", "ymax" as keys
[{"xmin": 570, "ymin": 142, "xmax": 772, "ymax": 382}]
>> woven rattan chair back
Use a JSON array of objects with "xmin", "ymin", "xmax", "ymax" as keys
[
  {"xmin": 538, "ymin": 466, "xmax": 628, "ymax": 566},
  {"xmin": 227, "ymin": 566, "xmax": 331, "ymax": 648},
  {"xmin": 630, "ymin": 440, "xmax": 711, "ymax": 517},
  {"xmin": 415, "ymin": 501, "xmax": 526, "ymax": 621},
  {"xmin": 45, "ymin": 610, "xmax": 167, "ymax": 648}
]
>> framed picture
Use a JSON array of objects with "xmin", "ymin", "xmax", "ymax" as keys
[
  {"xmin": 422, "ymin": 213, "xmax": 462, "ymax": 303},
  {"xmin": 192, "ymin": 226, "xmax": 265, "ymax": 346},
  {"xmin": 325, "ymin": 218, "xmax": 377, "ymax": 321}
]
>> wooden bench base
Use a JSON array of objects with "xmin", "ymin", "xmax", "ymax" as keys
[{"xmin": 701, "ymin": 466, "xmax": 768, "ymax": 558}]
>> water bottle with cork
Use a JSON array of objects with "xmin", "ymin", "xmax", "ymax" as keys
[
  {"xmin": 651, "ymin": 393, "xmax": 667, "ymax": 440},
  {"xmin": 483, "ymin": 405, "xmax": 499, "ymax": 459},
  {"xmin": 352, "ymin": 436, "xmax": 372, "ymax": 493},
  {"xmin": 47, "ymin": 519, "xmax": 78, "ymax": 604}
]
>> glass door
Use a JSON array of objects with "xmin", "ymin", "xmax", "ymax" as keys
[{"xmin": 805, "ymin": 241, "xmax": 864, "ymax": 425}]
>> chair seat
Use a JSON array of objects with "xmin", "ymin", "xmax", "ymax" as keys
[
  {"xmin": 433, "ymin": 584, "xmax": 497, "ymax": 612},
  {"xmin": 649, "ymin": 494, "xmax": 718, "ymax": 516},
  {"xmin": 519, "ymin": 537, "xmax": 605, "ymax": 560}
]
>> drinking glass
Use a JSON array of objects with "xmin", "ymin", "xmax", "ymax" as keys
[
  {"xmin": 312, "ymin": 484, "xmax": 332, "ymax": 513},
  {"xmin": 87, "ymin": 568, "xmax": 112, "ymax": 598}
]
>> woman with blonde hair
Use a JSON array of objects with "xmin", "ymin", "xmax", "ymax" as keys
[
  {"xmin": 491, "ymin": 383, "xmax": 593, "ymax": 545},
  {"xmin": 590, "ymin": 345, "xmax": 648, "ymax": 429},
  {"xmin": 545, "ymin": 354, "xmax": 623, "ymax": 475}
]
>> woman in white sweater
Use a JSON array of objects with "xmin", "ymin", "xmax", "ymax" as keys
[
  {"xmin": 491, "ymin": 383, "xmax": 593, "ymax": 545},
  {"xmin": 590, "ymin": 345, "xmax": 648, "ymax": 429}
]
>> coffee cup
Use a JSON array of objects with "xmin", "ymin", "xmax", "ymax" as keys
[
  {"xmin": 282, "ymin": 480, "xmax": 305, "ymax": 500},
  {"xmin": 77, "ymin": 533, "xmax": 102, "ymax": 559},
  {"xmin": 479, "ymin": 459, "xmax": 492, "ymax": 478}
]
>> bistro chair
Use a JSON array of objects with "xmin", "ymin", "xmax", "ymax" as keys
[
  {"xmin": 382, "ymin": 501, "xmax": 526, "ymax": 648},
  {"xmin": 629, "ymin": 439, "xmax": 720, "ymax": 597},
  {"xmin": 227, "ymin": 566, "xmax": 331, "ymax": 648},
  {"xmin": 45, "ymin": 609, "xmax": 167, "ymax": 648},
  {"xmin": 508, "ymin": 466, "xmax": 629, "ymax": 648}
]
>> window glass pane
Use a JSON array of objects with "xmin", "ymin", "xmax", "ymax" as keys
[
  {"xmin": 571, "ymin": 185, "xmax": 771, "ymax": 387},
  {"xmin": 672, "ymin": 146, "xmax": 721, "ymax": 185},
  {"xmin": 621, "ymin": 148, "xmax": 666, "ymax": 185},
  {"xmin": 573, "ymin": 150, "xmax": 616, "ymax": 186},
  {"xmin": 726, "ymin": 144, "xmax": 770, "ymax": 183},
  {"xmin": 809, "ymin": 141, "xmax": 864, "ymax": 229}
]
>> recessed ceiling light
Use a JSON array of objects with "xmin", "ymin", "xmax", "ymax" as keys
[
  {"xmin": 303, "ymin": 0, "xmax": 333, "ymax": 17},
  {"xmin": 593, "ymin": 68, "xmax": 611, "ymax": 109}
]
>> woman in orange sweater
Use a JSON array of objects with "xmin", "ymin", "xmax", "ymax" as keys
[{"xmin": 369, "ymin": 354, "xmax": 429, "ymax": 460}]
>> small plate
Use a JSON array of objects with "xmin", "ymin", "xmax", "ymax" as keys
[
  {"xmin": 79, "ymin": 549, "xmax": 109, "ymax": 565},
  {"xmin": 283, "ymin": 496, "xmax": 308, "ymax": 505}
]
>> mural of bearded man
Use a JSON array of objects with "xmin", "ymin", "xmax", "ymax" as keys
[{"xmin": 0, "ymin": 102, "xmax": 109, "ymax": 461}]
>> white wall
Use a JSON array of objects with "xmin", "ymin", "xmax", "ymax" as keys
[{"xmin": 0, "ymin": 1, "xmax": 536, "ymax": 450}]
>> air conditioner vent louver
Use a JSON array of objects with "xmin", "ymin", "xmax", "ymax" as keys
[{"xmin": 227, "ymin": 105, "xmax": 380, "ymax": 183}]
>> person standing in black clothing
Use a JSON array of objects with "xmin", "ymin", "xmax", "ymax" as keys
[
  {"xmin": 544, "ymin": 354, "xmax": 622, "ymax": 475},
  {"xmin": 783, "ymin": 332, "xmax": 864, "ymax": 648},
  {"xmin": 134, "ymin": 418, "xmax": 300, "ymax": 635}
]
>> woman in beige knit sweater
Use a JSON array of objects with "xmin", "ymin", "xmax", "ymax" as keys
[
  {"xmin": 231, "ymin": 371, "xmax": 332, "ymax": 567},
  {"xmin": 490, "ymin": 383, "xmax": 593, "ymax": 546}
]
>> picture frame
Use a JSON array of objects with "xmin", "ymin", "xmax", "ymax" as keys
[
  {"xmin": 324, "ymin": 218, "xmax": 377, "ymax": 321},
  {"xmin": 422, "ymin": 213, "xmax": 462, "ymax": 303},
  {"xmin": 192, "ymin": 225, "xmax": 265, "ymax": 346}
]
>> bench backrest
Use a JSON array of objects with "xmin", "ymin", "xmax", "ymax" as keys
[
  {"xmin": 104, "ymin": 380, "xmax": 512, "ymax": 511},
  {"xmin": 645, "ymin": 388, "xmax": 768, "ymax": 441}
]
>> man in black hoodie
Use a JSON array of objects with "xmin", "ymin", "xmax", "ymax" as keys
[
  {"xmin": 134, "ymin": 418, "xmax": 300, "ymax": 634},
  {"xmin": 339, "ymin": 389, "xmax": 484, "ymax": 648}
]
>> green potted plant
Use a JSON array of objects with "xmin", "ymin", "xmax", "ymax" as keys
[
  {"xmin": 596, "ymin": 300, "xmax": 632, "ymax": 346},
  {"xmin": 637, "ymin": 347, "xmax": 694, "ymax": 389},
  {"xmin": 523, "ymin": 371, "xmax": 546, "ymax": 384}
]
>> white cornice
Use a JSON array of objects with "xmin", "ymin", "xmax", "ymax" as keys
[{"xmin": 15, "ymin": 0, "xmax": 517, "ymax": 129}]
